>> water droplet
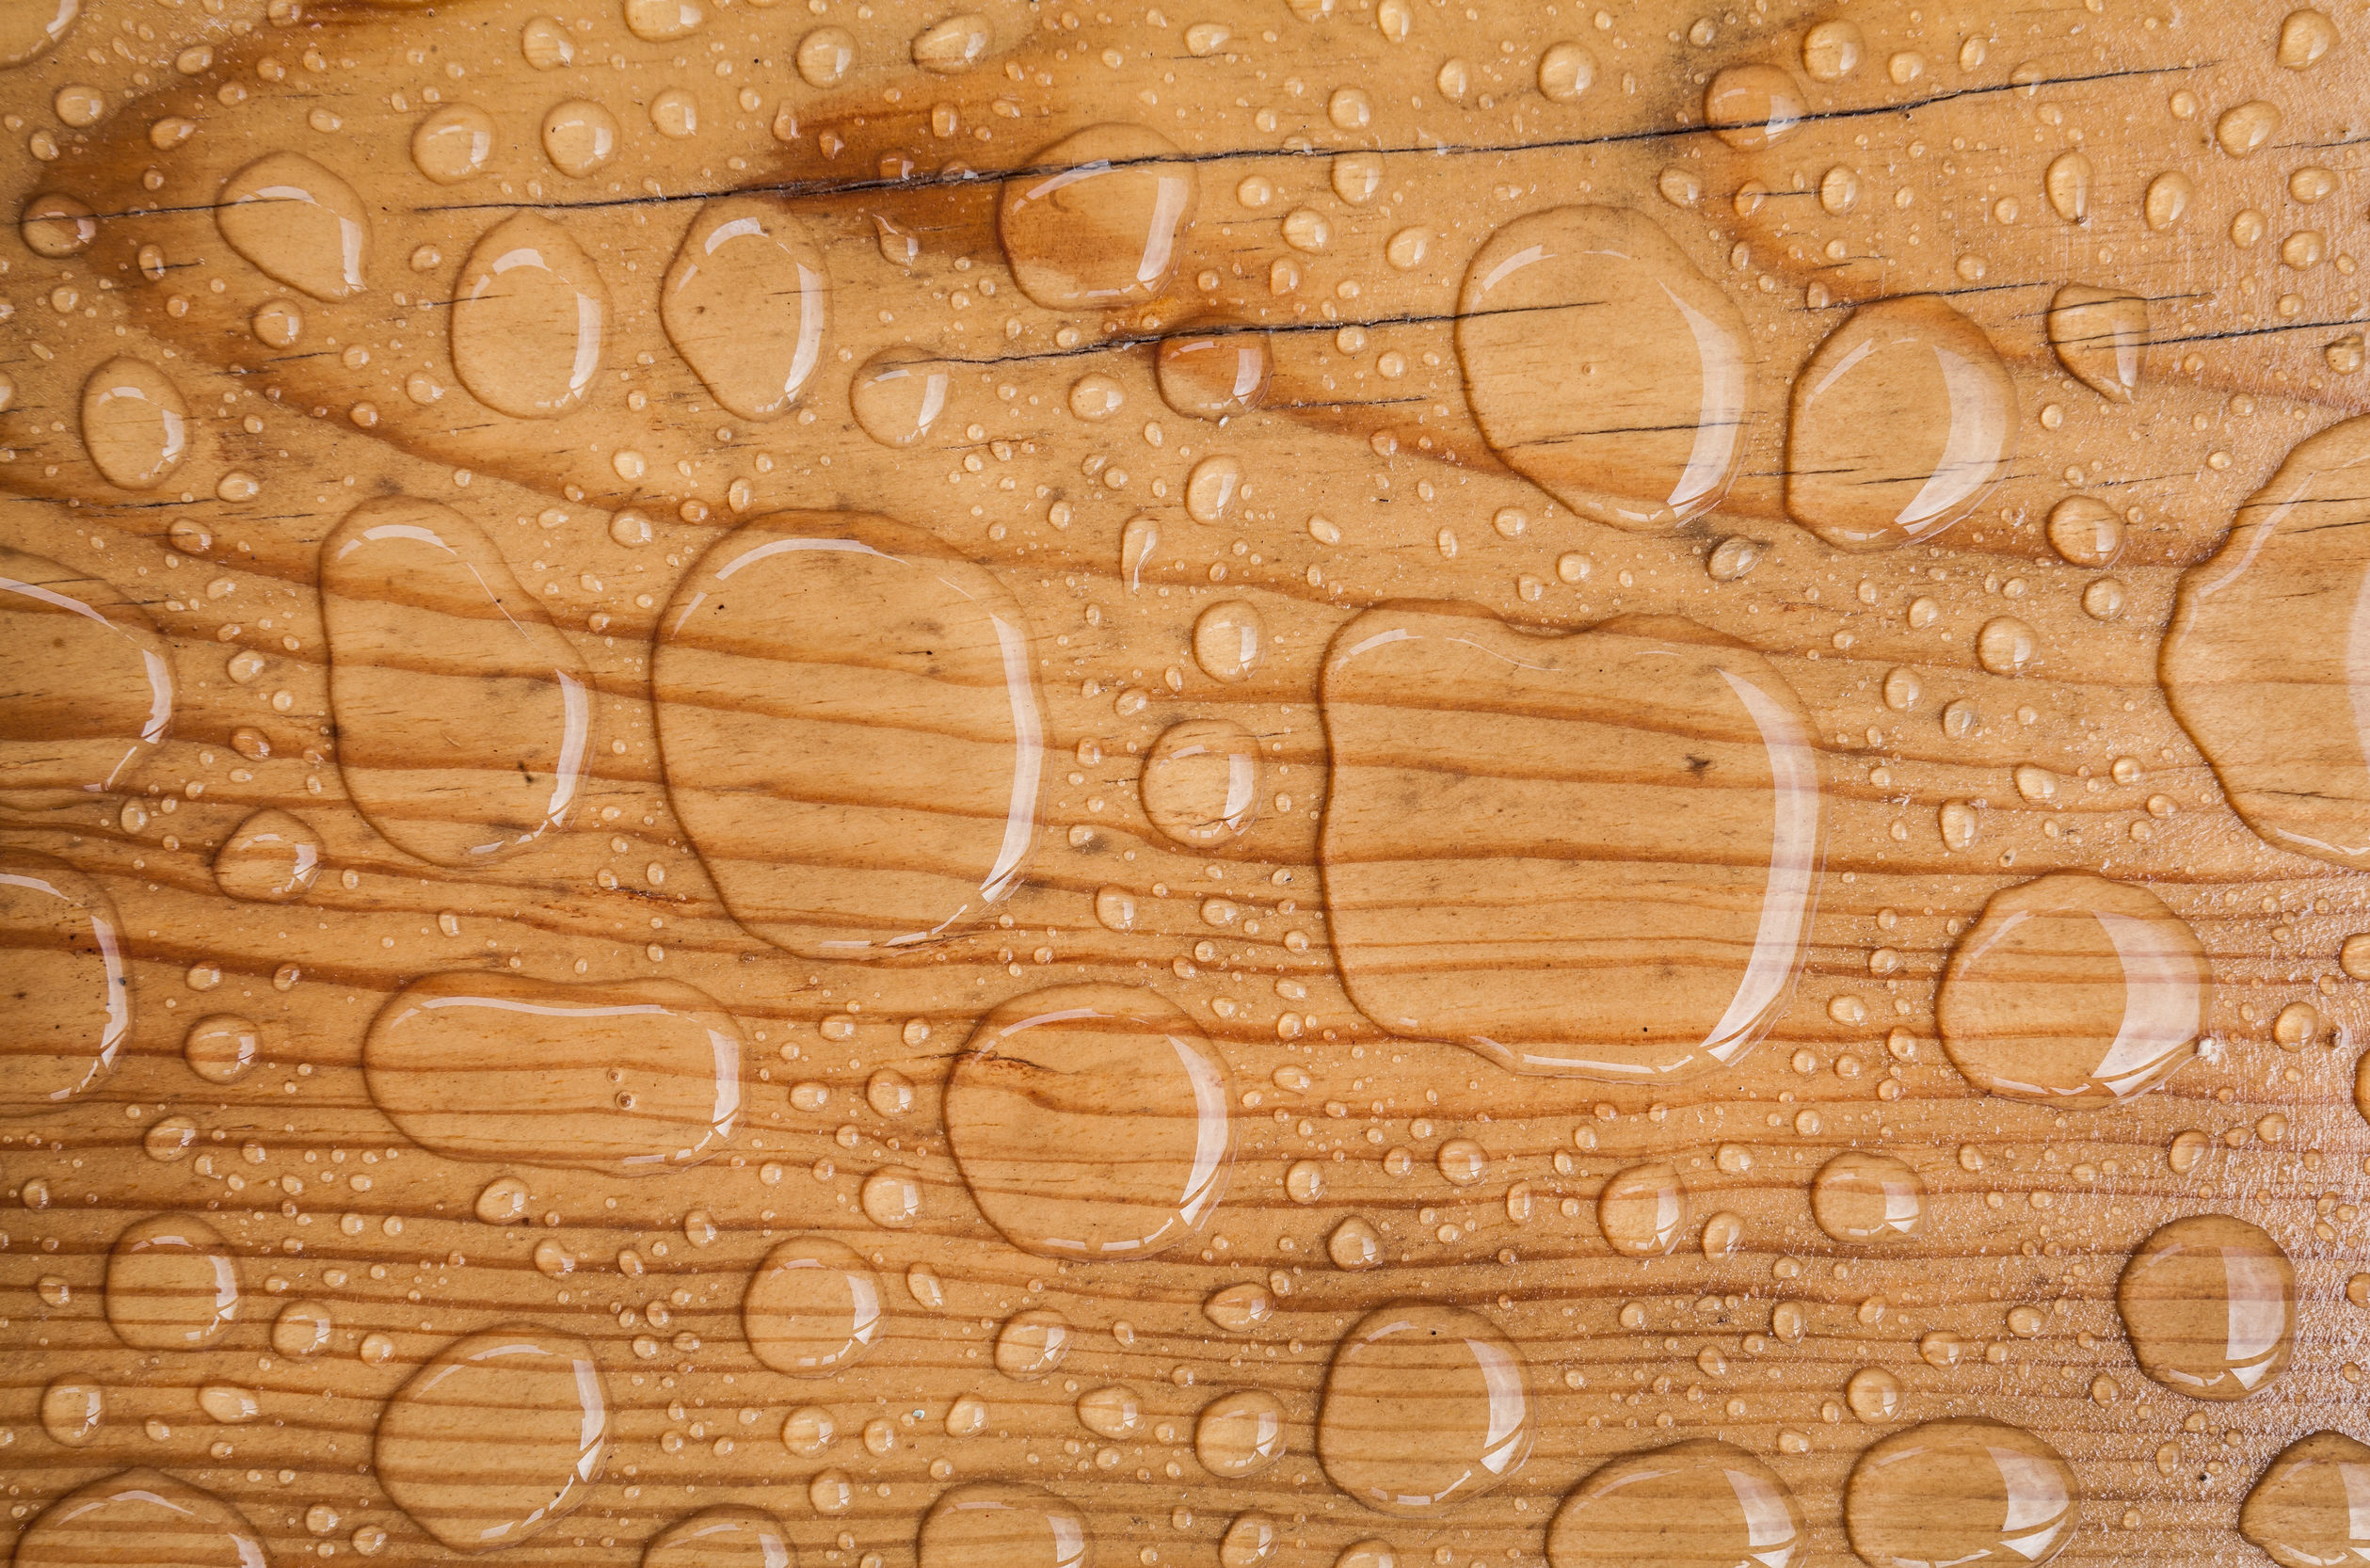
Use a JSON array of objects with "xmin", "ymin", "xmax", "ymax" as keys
[
  {"xmin": 1142, "ymin": 718, "xmax": 1259, "ymax": 845},
  {"xmin": 322, "ymin": 497, "xmax": 592, "ymax": 865},
  {"xmin": 0, "ymin": 546, "xmax": 174, "ymax": 797},
  {"xmin": 212, "ymin": 808, "xmax": 322, "ymax": 902},
  {"xmin": 1457, "ymin": 207, "xmax": 1748, "ymax": 531},
  {"xmin": 1703, "ymin": 65, "xmax": 1803, "ymax": 147},
  {"xmin": 1193, "ymin": 601, "xmax": 1265, "ymax": 683},
  {"xmin": 216, "ymin": 153, "xmax": 368, "ymax": 300},
  {"xmin": 2278, "ymin": 8, "xmax": 2338, "ymax": 69},
  {"xmin": 411, "ymin": 104, "xmax": 494, "ymax": 184},
  {"xmin": 917, "ymin": 1484, "xmax": 1091, "ymax": 1568},
  {"xmin": 912, "ymin": 9, "xmax": 990, "ymax": 71},
  {"xmin": 540, "ymin": 99, "xmax": 619, "ymax": 175},
  {"xmin": 2143, "ymin": 170, "xmax": 2192, "ymax": 231},
  {"xmin": 1197, "ymin": 1390, "xmax": 1287, "ymax": 1477},
  {"xmin": 859, "ymin": 1166, "xmax": 921, "ymax": 1228},
  {"xmin": 1220, "ymin": 1513, "xmax": 1279, "ymax": 1568},
  {"xmin": 741, "ymin": 1236, "xmax": 881, "ymax": 1376},
  {"xmin": 0, "ymin": 0, "xmax": 79, "ymax": 66},
  {"xmin": 1939, "ymin": 872, "xmax": 2206, "ymax": 1105},
  {"xmin": 663, "ymin": 197, "xmax": 829, "ymax": 421},
  {"xmin": 269, "ymin": 1298, "xmax": 333, "ymax": 1358},
  {"xmin": 1537, "ymin": 40, "xmax": 1594, "ymax": 100},
  {"xmin": 20, "ymin": 191, "xmax": 94, "ymax": 256},
  {"xmin": 40, "ymin": 1378, "xmax": 103, "ymax": 1445},
  {"xmin": 1787, "ymin": 296, "xmax": 2014, "ymax": 550},
  {"xmin": 1076, "ymin": 1384, "xmax": 1141, "ymax": 1438},
  {"xmin": 450, "ymin": 214, "xmax": 608, "ymax": 418},
  {"xmin": 377, "ymin": 1326, "xmax": 608, "ymax": 1550},
  {"xmin": 1322, "ymin": 608, "xmax": 1821, "ymax": 1079},
  {"xmin": 795, "ymin": 25, "xmax": 854, "ymax": 85},
  {"xmin": 15, "ymin": 1470, "xmax": 266, "ymax": 1568},
  {"xmin": 1546, "ymin": 1438, "xmax": 1802, "ymax": 1568},
  {"xmin": 2, "ymin": 843, "xmax": 123, "ymax": 1112},
  {"xmin": 80, "ymin": 357, "xmax": 187, "ymax": 490},
  {"xmin": 1811, "ymin": 1150, "xmax": 1924, "ymax": 1241},
  {"xmin": 1975, "ymin": 616, "xmax": 2039, "ymax": 675},
  {"xmin": 2044, "ymin": 151, "xmax": 2092, "ymax": 222},
  {"xmin": 2118, "ymin": 1214, "xmax": 2295, "ymax": 1400},
  {"xmin": 198, "ymin": 1384, "xmax": 259, "ymax": 1424},
  {"xmin": 655, "ymin": 513, "xmax": 1044, "ymax": 956},
  {"xmin": 182, "ymin": 1014, "xmax": 256, "ymax": 1085},
  {"xmin": 1329, "ymin": 1216, "xmax": 1384, "ymax": 1270},
  {"xmin": 1598, "ymin": 1162, "xmax": 1686, "ymax": 1256},
  {"xmin": 1185, "ymin": 455, "xmax": 1244, "ymax": 523},
  {"xmin": 850, "ymin": 349, "xmax": 953, "ymax": 445},
  {"xmin": 106, "ymin": 1212, "xmax": 239, "ymax": 1350},
  {"xmin": 2046, "ymin": 496, "xmax": 2123, "ymax": 567},
  {"xmin": 2047, "ymin": 285, "xmax": 2146, "ymax": 403},
  {"xmin": 949, "ymin": 984, "xmax": 1232, "ymax": 1257},
  {"xmin": 474, "ymin": 1175, "xmax": 531, "ymax": 1224},
  {"xmin": 2242, "ymin": 1431, "xmax": 2370, "ymax": 1564},
  {"xmin": 1205, "ymin": 1283, "xmax": 1273, "ymax": 1333},
  {"xmin": 1846, "ymin": 1367, "xmax": 1903, "ymax": 1424},
  {"xmin": 1319, "ymin": 1302, "xmax": 1533, "ymax": 1513},
  {"xmin": 1801, "ymin": 19, "xmax": 1863, "ymax": 79},
  {"xmin": 1000, "ymin": 124, "xmax": 1198, "ymax": 311},
  {"xmin": 143, "ymin": 1114, "xmax": 197, "ymax": 1161},
  {"xmin": 2217, "ymin": 100, "xmax": 2282, "ymax": 157},
  {"xmin": 1846, "ymin": 1418, "xmax": 2077, "ymax": 1567},
  {"xmin": 1159, "ymin": 329, "xmax": 1268, "ymax": 419},
  {"xmin": 642, "ymin": 1506, "xmax": 792, "ymax": 1568},
  {"xmin": 622, "ymin": 0, "xmax": 699, "ymax": 39},
  {"xmin": 994, "ymin": 1307, "xmax": 1072, "ymax": 1381}
]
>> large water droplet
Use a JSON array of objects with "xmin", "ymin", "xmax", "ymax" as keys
[
  {"xmin": 450, "ymin": 213, "xmax": 609, "ymax": 418},
  {"xmin": 654, "ymin": 512, "xmax": 1044, "ymax": 957},
  {"xmin": 643, "ymin": 1506, "xmax": 793, "ymax": 1568},
  {"xmin": 947, "ymin": 984, "xmax": 1232, "ymax": 1259},
  {"xmin": 212, "ymin": 808, "xmax": 322, "ymax": 902},
  {"xmin": 1159, "ymin": 328, "xmax": 1269, "ymax": 419},
  {"xmin": 12, "ymin": 1469, "xmax": 266, "ymax": 1568},
  {"xmin": 1457, "ymin": 207, "xmax": 1747, "ymax": 531},
  {"xmin": 321, "ymin": 496, "xmax": 593, "ymax": 866},
  {"xmin": 2046, "ymin": 285, "xmax": 2146, "ymax": 403},
  {"xmin": 80, "ymin": 356, "xmax": 186, "ymax": 489},
  {"xmin": 851, "ymin": 349, "xmax": 953, "ymax": 446},
  {"xmin": 364, "ymin": 971, "xmax": 742, "ymax": 1174},
  {"xmin": 1787, "ymin": 296, "xmax": 2015, "ymax": 550},
  {"xmin": 1937, "ymin": 872, "xmax": 2206, "ymax": 1106},
  {"xmin": 663, "ymin": 197, "xmax": 830, "ymax": 421},
  {"xmin": 2242, "ymin": 1431, "xmax": 2370, "ymax": 1567},
  {"xmin": 2117, "ymin": 1214, "xmax": 2295, "ymax": 1400},
  {"xmin": 1810, "ymin": 1150, "xmax": 1924, "ymax": 1241},
  {"xmin": 917, "ymin": 1485, "xmax": 1091, "ymax": 1568},
  {"xmin": 40, "ymin": 1378, "xmax": 103, "ymax": 1446},
  {"xmin": 216, "ymin": 153, "xmax": 369, "ymax": 300},
  {"xmin": 742, "ymin": 1236, "xmax": 880, "ymax": 1376},
  {"xmin": 1598, "ymin": 1161, "xmax": 1686, "ymax": 1256},
  {"xmin": 2278, "ymin": 8, "xmax": 2338, "ymax": 69},
  {"xmin": 1196, "ymin": 1390, "xmax": 1287, "ymax": 1477},
  {"xmin": 1702, "ymin": 64, "xmax": 1803, "ymax": 147},
  {"xmin": 1142, "ymin": 718, "xmax": 1260, "ymax": 845},
  {"xmin": 1846, "ymin": 1418, "xmax": 2077, "ymax": 1567},
  {"xmin": 2164, "ymin": 415, "xmax": 2370, "ymax": 870},
  {"xmin": 0, "ymin": 0, "xmax": 79, "ymax": 66},
  {"xmin": 1000, "ymin": 123, "xmax": 1199, "ymax": 310},
  {"xmin": 1321, "ymin": 607, "xmax": 1822, "ymax": 1080},
  {"xmin": 0, "ymin": 548, "xmax": 170, "ymax": 795},
  {"xmin": 376, "ymin": 1326, "xmax": 608, "ymax": 1551},
  {"xmin": 1318, "ymin": 1301, "xmax": 1532, "ymax": 1514},
  {"xmin": 105, "ymin": 1212, "xmax": 239, "ymax": 1350},
  {"xmin": 1545, "ymin": 1439, "xmax": 1803, "ymax": 1568}
]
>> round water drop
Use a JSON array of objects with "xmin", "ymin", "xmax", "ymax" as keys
[
  {"xmin": 1598, "ymin": 1161, "xmax": 1686, "ymax": 1256},
  {"xmin": 643, "ymin": 1506, "xmax": 793, "ymax": 1568},
  {"xmin": 1801, "ymin": 19, "xmax": 1862, "ymax": 78},
  {"xmin": 1787, "ymin": 296, "xmax": 2014, "ymax": 550},
  {"xmin": 13, "ymin": 1469, "xmax": 266, "ymax": 1568},
  {"xmin": 1537, "ymin": 40, "xmax": 1593, "ymax": 100},
  {"xmin": 216, "ymin": 153, "xmax": 369, "ymax": 300},
  {"xmin": 376, "ymin": 1326, "xmax": 608, "ymax": 1552},
  {"xmin": 2046, "ymin": 496, "xmax": 2123, "ymax": 567},
  {"xmin": 1093, "ymin": 886, "xmax": 1138, "ymax": 932},
  {"xmin": 780, "ymin": 1405, "xmax": 833, "ymax": 1455},
  {"xmin": 271, "ymin": 1298, "xmax": 334, "ymax": 1357},
  {"xmin": 2243, "ymin": 1431, "xmax": 2370, "ymax": 1566},
  {"xmin": 213, "ymin": 808, "xmax": 321, "ymax": 903},
  {"xmin": 541, "ymin": 100, "xmax": 618, "ymax": 175},
  {"xmin": 1142, "ymin": 718, "xmax": 1259, "ymax": 845},
  {"xmin": 251, "ymin": 297, "xmax": 302, "ymax": 348},
  {"xmin": 1205, "ymin": 1283, "xmax": 1273, "ymax": 1332},
  {"xmin": 0, "ymin": 851, "xmax": 128, "ymax": 1113},
  {"xmin": 1846, "ymin": 1367, "xmax": 1903, "ymax": 1422},
  {"xmin": 1318, "ymin": 1301, "xmax": 1533, "ymax": 1514},
  {"xmin": 80, "ymin": 357, "xmax": 186, "ymax": 489},
  {"xmin": 411, "ymin": 104, "xmax": 495, "ymax": 184},
  {"xmin": 1703, "ymin": 64, "xmax": 1802, "ymax": 147},
  {"xmin": 1159, "ymin": 328, "xmax": 1268, "ymax": 418},
  {"xmin": 183, "ymin": 1015, "xmax": 256, "ymax": 1084},
  {"xmin": 917, "ymin": 1484, "xmax": 1090, "ymax": 1568},
  {"xmin": 1810, "ymin": 1150, "xmax": 1924, "ymax": 1242},
  {"xmin": 1197, "ymin": 1390, "xmax": 1286, "ymax": 1477},
  {"xmin": 1436, "ymin": 1138, "xmax": 1487, "ymax": 1185},
  {"xmin": 859, "ymin": 1166, "xmax": 921, "ymax": 1228},
  {"xmin": 1329, "ymin": 1216, "xmax": 1384, "ymax": 1270},
  {"xmin": 1220, "ymin": 1513, "xmax": 1279, "ymax": 1568},
  {"xmin": 994, "ymin": 1308, "xmax": 1072, "ymax": 1381},
  {"xmin": 1844, "ymin": 1418, "xmax": 2078, "ymax": 1568},
  {"xmin": 663, "ymin": 197, "xmax": 829, "ymax": 421},
  {"xmin": 1077, "ymin": 1384, "xmax": 1141, "ymax": 1438},
  {"xmin": 2117, "ymin": 1214, "xmax": 2295, "ymax": 1400},
  {"xmin": 143, "ymin": 1115, "xmax": 196, "ymax": 1161},
  {"xmin": 947, "ymin": 983, "xmax": 1232, "ymax": 1259},
  {"xmin": 1545, "ymin": 1439, "xmax": 1803, "ymax": 1568},
  {"xmin": 2217, "ymin": 100, "xmax": 2281, "ymax": 156},
  {"xmin": 0, "ymin": 547, "xmax": 174, "ymax": 795},
  {"xmin": 742, "ymin": 1237, "xmax": 880, "ymax": 1376},
  {"xmin": 1938, "ymin": 872, "xmax": 2207, "ymax": 1106},
  {"xmin": 475, "ymin": 1176, "xmax": 530, "ymax": 1224},
  {"xmin": 1193, "ymin": 601, "xmax": 1264, "ymax": 683},
  {"xmin": 451, "ymin": 213, "xmax": 609, "ymax": 418},
  {"xmin": 2279, "ymin": 8, "xmax": 2338, "ymax": 69},
  {"xmin": 795, "ymin": 24, "xmax": 853, "ymax": 85},
  {"xmin": 106, "ymin": 1212, "xmax": 239, "ymax": 1350},
  {"xmin": 1457, "ymin": 207, "xmax": 1748, "ymax": 531},
  {"xmin": 851, "ymin": 349, "xmax": 953, "ymax": 445},
  {"xmin": 21, "ymin": 191, "xmax": 94, "ymax": 256},
  {"xmin": 40, "ymin": 1378, "xmax": 102, "ymax": 1446},
  {"xmin": 1000, "ymin": 123, "xmax": 1198, "ymax": 311}
]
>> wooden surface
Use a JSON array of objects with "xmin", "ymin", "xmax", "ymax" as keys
[{"xmin": 3, "ymin": 0, "xmax": 2370, "ymax": 1565}]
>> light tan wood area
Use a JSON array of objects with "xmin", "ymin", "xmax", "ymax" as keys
[{"xmin": 3, "ymin": 1, "xmax": 2370, "ymax": 1566}]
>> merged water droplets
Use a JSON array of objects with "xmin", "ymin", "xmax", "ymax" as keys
[
  {"xmin": 1321, "ymin": 607, "xmax": 1822, "ymax": 1080},
  {"xmin": 999, "ymin": 123, "xmax": 1199, "ymax": 310},
  {"xmin": 1843, "ymin": 1418, "xmax": 2079, "ymax": 1568},
  {"xmin": 80, "ymin": 357, "xmax": 187, "ymax": 489},
  {"xmin": 1937, "ymin": 872, "xmax": 2207, "ymax": 1106},
  {"xmin": 450, "ymin": 213, "xmax": 609, "ymax": 419},
  {"xmin": 1318, "ymin": 1302, "xmax": 1532, "ymax": 1514},
  {"xmin": 0, "ymin": 547, "xmax": 172, "ymax": 796},
  {"xmin": 1456, "ymin": 207, "xmax": 1748, "ymax": 531},
  {"xmin": 363, "ymin": 972, "xmax": 742, "ymax": 1175},
  {"xmin": 105, "ymin": 1212, "xmax": 240, "ymax": 1350},
  {"xmin": 2242, "ymin": 1431, "xmax": 2370, "ymax": 1567},
  {"xmin": 946, "ymin": 984, "xmax": 1232, "ymax": 1259},
  {"xmin": 916, "ymin": 1484, "xmax": 1091, "ymax": 1568},
  {"xmin": 216, "ymin": 153, "xmax": 369, "ymax": 300},
  {"xmin": 1545, "ymin": 1440, "xmax": 1803, "ymax": 1568},
  {"xmin": 0, "ymin": 852, "xmax": 127, "ymax": 1114},
  {"xmin": 321, "ymin": 497, "xmax": 593, "ymax": 866},
  {"xmin": 13, "ymin": 1470, "xmax": 267, "ymax": 1568},
  {"xmin": 741, "ymin": 1237, "xmax": 882, "ymax": 1376},
  {"xmin": 375, "ymin": 1326, "xmax": 609, "ymax": 1551},
  {"xmin": 2117, "ymin": 1214, "xmax": 2295, "ymax": 1400},
  {"xmin": 662, "ymin": 198, "xmax": 830, "ymax": 421}
]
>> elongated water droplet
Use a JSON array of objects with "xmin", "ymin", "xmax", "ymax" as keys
[
  {"xmin": 2278, "ymin": 8, "xmax": 2338, "ymax": 68},
  {"xmin": 2047, "ymin": 285, "xmax": 2147, "ymax": 403},
  {"xmin": 450, "ymin": 213, "xmax": 608, "ymax": 418},
  {"xmin": 1546, "ymin": 1439, "xmax": 1803, "ymax": 1568},
  {"xmin": 216, "ymin": 153, "xmax": 368, "ymax": 299},
  {"xmin": 999, "ymin": 123, "xmax": 1198, "ymax": 310},
  {"xmin": 1318, "ymin": 1302, "xmax": 1532, "ymax": 1514},
  {"xmin": 2044, "ymin": 151, "xmax": 2092, "ymax": 222},
  {"xmin": 80, "ymin": 357, "xmax": 186, "ymax": 490},
  {"xmin": 2118, "ymin": 1214, "xmax": 2295, "ymax": 1400},
  {"xmin": 663, "ymin": 197, "xmax": 829, "ymax": 421}
]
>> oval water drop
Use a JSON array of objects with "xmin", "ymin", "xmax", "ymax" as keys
[
  {"xmin": 2047, "ymin": 285, "xmax": 2147, "ymax": 403},
  {"xmin": 654, "ymin": 512, "xmax": 1045, "ymax": 957},
  {"xmin": 643, "ymin": 1506, "xmax": 795, "ymax": 1568},
  {"xmin": 948, "ymin": 984, "xmax": 1233, "ymax": 1258},
  {"xmin": 917, "ymin": 1484, "xmax": 1091, "ymax": 1568},
  {"xmin": 212, "ymin": 808, "xmax": 321, "ymax": 902},
  {"xmin": 1000, "ymin": 123, "xmax": 1198, "ymax": 310},
  {"xmin": 742, "ymin": 1237, "xmax": 881, "ymax": 1376},
  {"xmin": 1192, "ymin": 601, "xmax": 1264, "ymax": 683},
  {"xmin": 322, "ymin": 496, "xmax": 593, "ymax": 866},
  {"xmin": 994, "ymin": 1307, "xmax": 1072, "ymax": 1380},
  {"xmin": 2046, "ymin": 496, "xmax": 2123, "ymax": 567},
  {"xmin": 411, "ymin": 104, "xmax": 495, "ymax": 184},
  {"xmin": 0, "ymin": 855, "xmax": 127, "ymax": 1116},
  {"xmin": 2243, "ymin": 1432, "xmax": 2370, "ymax": 1566},
  {"xmin": 365, "ymin": 972, "xmax": 742, "ymax": 1175},
  {"xmin": 1318, "ymin": 1301, "xmax": 1533, "ymax": 1514},
  {"xmin": 2143, "ymin": 170, "xmax": 2192, "ymax": 231},
  {"xmin": 1811, "ymin": 1150, "xmax": 1924, "ymax": 1241},
  {"xmin": 1457, "ymin": 207, "xmax": 1748, "ymax": 531},
  {"xmin": 1196, "ymin": 1390, "xmax": 1286, "ymax": 1478},
  {"xmin": 1801, "ymin": 19, "xmax": 1862, "ymax": 80},
  {"xmin": 0, "ymin": 547, "xmax": 171, "ymax": 796},
  {"xmin": 105, "ymin": 1212, "xmax": 239, "ymax": 1350},
  {"xmin": 184, "ymin": 1014, "xmax": 256, "ymax": 1084},
  {"xmin": 80, "ymin": 357, "xmax": 187, "ymax": 490},
  {"xmin": 2044, "ymin": 151, "xmax": 2092, "ymax": 222},
  {"xmin": 1545, "ymin": 1439, "xmax": 1803, "ymax": 1568},
  {"xmin": 2278, "ymin": 8, "xmax": 2338, "ymax": 69},
  {"xmin": 1844, "ymin": 1418, "xmax": 2078, "ymax": 1568},
  {"xmin": 663, "ymin": 197, "xmax": 830, "ymax": 421},
  {"xmin": 14, "ymin": 1470, "xmax": 266, "ymax": 1568},
  {"xmin": 216, "ymin": 153, "xmax": 368, "ymax": 299},
  {"xmin": 40, "ymin": 1379, "xmax": 103, "ymax": 1446},
  {"xmin": 1158, "ymin": 328, "xmax": 1269, "ymax": 419},
  {"xmin": 1598, "ymin": 1161, "xmax": 1686, "ymax": 1256},
  {"xmin": 1702, "ymin": 64, "xmax": 1803, "ymax": 147},
  {"xmin": 376, "ymin": 1326, "xmax": 608, "ymax": 1551},
  {"xmin": 2118, "ymin": 1214, "xmax": 2295, "ymax": 1400},
  {"xmin": 451, "ymin": 212, "xmax": 609, "ymax": 418},
  {"xmin": 851, "ymin": 349, "xmax": 953, "ymax": 445}
]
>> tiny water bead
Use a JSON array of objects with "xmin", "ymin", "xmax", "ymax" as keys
[
  {"xmin": 741, "ymin": 1237, "xmax": 882, "ymax": 1376},
  {"xmin": 2117, "ymin": 1215, "xmax": 2296, "ymax": 1400},
  {"xmin": 1141, "ymin": 718, "xmax": 1261, "ymax": 845},
  {"xmin": 105, "ymin": 1212, "xmax": 240, "ymax": 1351},
  {"xmin": 1545, "ymin": 1439, "xmax": 1803, "ymax": 1568},
  {"xmin": 999, "ymin": 122, "xmax": 1199, "ymax": 311},
  {"xmin": 916, "ymin": 1484, "xmax": 1091, "ymax": 1568},
  {"xmin": 947, "ymin": 984, "xmax": 1232, "ymax": 1260},
  {"xmin": 1937, "ymin": 872, "xmax": 2208, "ymax": 1106},
  {"xmin": 2241, "ymin": 1431, "xmax": 2370, "ymax": 1567},
  {"xmin": 13, "ymin": 1469, "xmax": 269, "ymax": 1568},
  {"xmin": 216, "ymin": 152, "xmax": 371, "ymax": 300},
  {"xmin": 1810, "ymin": 1150, "xmax": 1925, "ymax": 1242},
  {"xmin": 1317, "ymin": 1301, "xmax": 1533, "ymax": 1514}
]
